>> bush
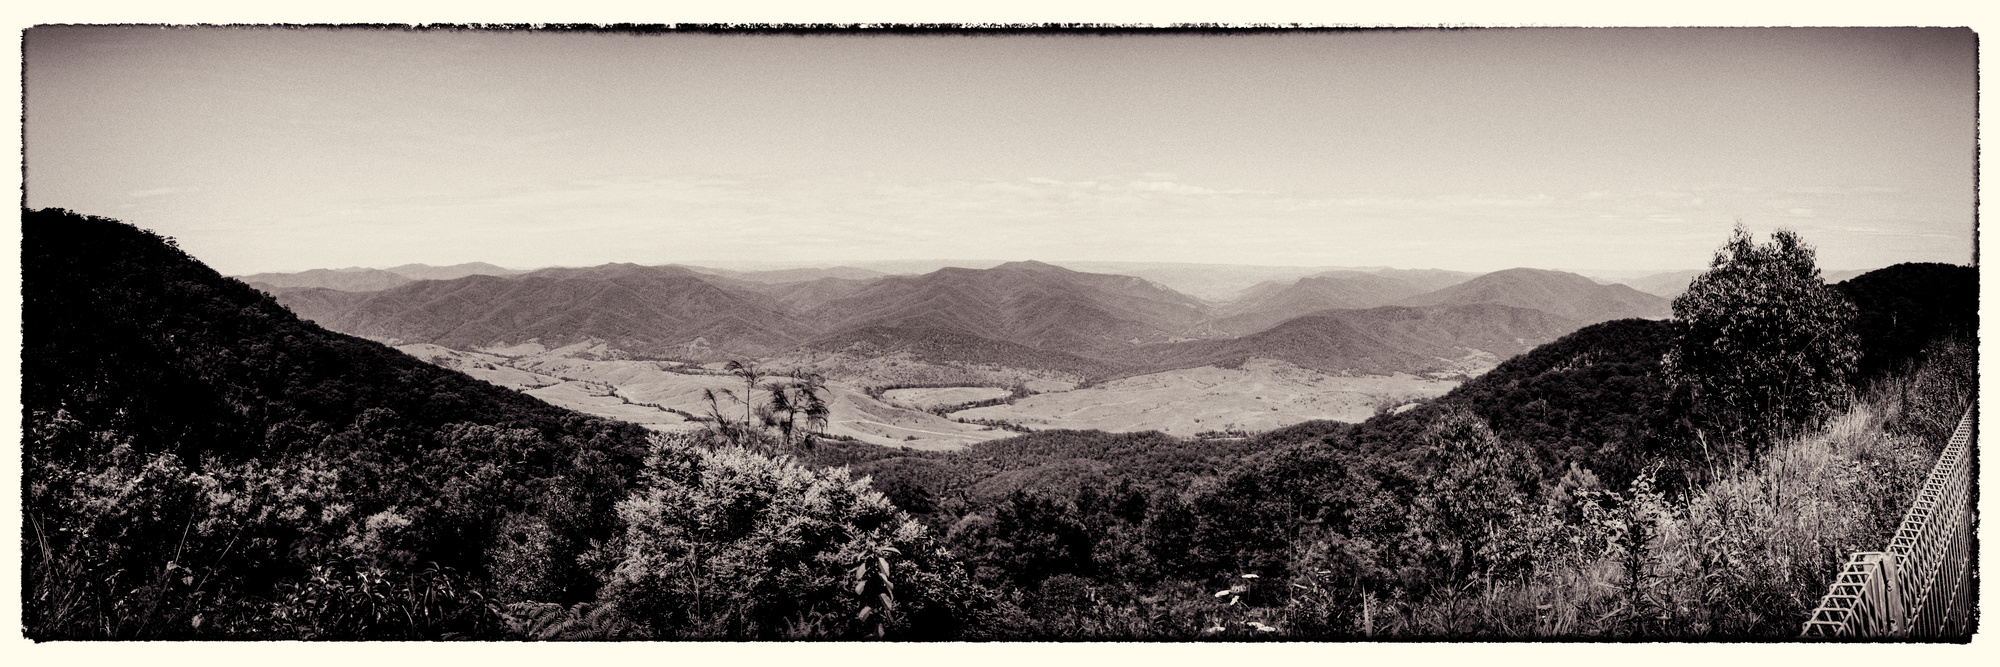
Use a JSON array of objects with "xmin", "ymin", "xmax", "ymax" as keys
[{"xmin": 594, "ymin": 433, "xmax": 989, "ymax": 639}]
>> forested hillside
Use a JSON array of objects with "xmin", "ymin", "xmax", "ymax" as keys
[
  {"xmin": 1834, "ymin": 262, "xmax": 1978, "ymax": 381},
  {"xmin": 1346, "ymin": 318, "xmax": 1677, "ymax": 487}
]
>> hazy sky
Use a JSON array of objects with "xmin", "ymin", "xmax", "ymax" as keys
[{"xmin": 24, "ymin": 27, "xmax": 1977, "ymax": 275}]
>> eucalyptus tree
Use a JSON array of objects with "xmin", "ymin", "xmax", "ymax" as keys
[{"xmin": 1662, "ymin": 225, "xmax": 1859, "ymax": 460}]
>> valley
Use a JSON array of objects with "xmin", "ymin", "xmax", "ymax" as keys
[
  {"xmin": 265, "ymin": 258, "xmax": 1683, "ymax": 447},
  {"xmin": 397, "ymin": 338, "xmax": 1464, "ymax": 448}
]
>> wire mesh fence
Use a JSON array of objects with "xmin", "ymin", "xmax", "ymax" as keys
[{"xmin": 1800, "ymin": 406, "xmax": 1975, "ymax": 639}]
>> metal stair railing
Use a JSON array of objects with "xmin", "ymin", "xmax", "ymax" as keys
[{"xmin": 1800, "ymin": 406, "xmax": 1975, "ymax": 639}]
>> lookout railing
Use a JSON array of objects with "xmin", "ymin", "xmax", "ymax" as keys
[{"xmin": 1800, "ymin": 406, "xmax": 1975, "ymax": 639}]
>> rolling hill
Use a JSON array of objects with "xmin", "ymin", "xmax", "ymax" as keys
[
  {"xmin": 803, "ymin": 260, "xmax": 1214, "ymax": 356},
  {"xmin": 1045, "ymin": 261, "xmax": 1349, "ymax": 301},
  {"xmin": 384, "ymin": 261, "xmax": 526, "ymax": 281},
  {"xmin": 238, "ymin": 267, "xmax": 414, "ymax": 292},
  {"xmin": 680, "ymin": 265, "xmax": 889, "ymax": 284},
  {"xmin": 1398, "ymin": 267, "xmax": 1669, "ymax": 325},
  {"xmin": 238, "ymin": 262, "xmax": 524, "ymax": 292},
  {"xmin": 278, "ymin": 263, "xmax": 815, "ymax": 359},
  {"xmin": 1208, "ymin": 270, "xmax": 1436, "ymax": 336},
  {"xmin": 1108, "ymin": 303, "xmax": 1579, "ymax": 377},
  {"xmin": 1622, "ymin": 269, "xmax": 1705, "ymax": 298}
]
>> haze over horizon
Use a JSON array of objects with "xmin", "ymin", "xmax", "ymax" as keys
[{"xmin": 25, "ymin": 27, "xmax": 1976, "ymax": 275}]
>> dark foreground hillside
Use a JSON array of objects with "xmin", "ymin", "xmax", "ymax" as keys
[
  {"xmin": 23, "ymin": 209, "xmax": 644, "ymax": 467},
  {"xmin": 1834, "ymin": 262, "xmax": 1978, "ymax": 382},
  {"xmin": 23, "ymin": 209, "xmax": 655, "ymax": 638},
  {"xmin": 1346, "ymin": 318, "xmax": 1677, "ymax": 488}
]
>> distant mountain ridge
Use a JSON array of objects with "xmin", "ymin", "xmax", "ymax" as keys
[
  {"xmin": 281, "ymin": 264, "xmax": 814, "ymax": 358},
  {"xmin": 800, "ymin": 260, "xmax": 1212, "ymax": 356},
  {"xmin": 681, "ymin": 265, "xmax": 889, "ymax": 284},
  {"xmin": 384, "ymin": 261, "xmax": 526, "ymax": 281},
  {"xmin": 1622, "ymin": 267, "xmax": 1875, "ymax": 299},
  {"xmin": 238, "ymin": 262, "xmax": 524, "ymax": 292},
  {"xmin": 1210, "ymin": 270, "xmax": 1440, "ymax": 337},
  {"xmin": 1398, "ymin": 268, "xmax": 1670, "ymax": 325},
  {"xmin": 1107, "ymin": 304, "xmax": 1578, "ymax": 376},
  {"xmin": 274, "ymin": 258, "xmax": 1679, "ymax": 379},
  {"xmin": 239, "ymin": 267, "xmax": 414, "ymax": 293}
]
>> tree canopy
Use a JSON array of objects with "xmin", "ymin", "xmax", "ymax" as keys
[{"xmin": 1662, "ymin": 226, "xmax": 1859, "ymax": 457}]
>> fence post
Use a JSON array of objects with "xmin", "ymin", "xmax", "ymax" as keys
[{"xmin": 1880, "ymin": 552, "xmax": 1903, "ymax": 636}]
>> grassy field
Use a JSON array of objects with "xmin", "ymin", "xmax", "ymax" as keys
[
  {"xmin": 881, "ymin": 386, "xmax": 1014, "ymax": 410},
  {"xmin": 399, "ymin": 342, "xmax": 1011, "ymax": 449},
  {"xmin": 400, "ymin": 344, "xmax": 1464, "ymax": 445},
  {"xmin": 952, "ymin": 358, "xmax": 1458, "ymax": 435}
]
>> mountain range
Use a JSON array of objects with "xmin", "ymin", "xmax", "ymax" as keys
[
  {"xmin": 283, "ymin": 263, "xmax": 813, "ymax": 358},
  {"xmin": 267, "ymin": 256, "xmax": 1679, "ymax": 380},
  {"xmin": 239, "ymin": 261, "xmax": 523, "ymax": 293}
]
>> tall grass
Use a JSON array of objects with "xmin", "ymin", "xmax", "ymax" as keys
[{"xmin": 1375, "ymin": 353, "xmax": 1957, "ymax": 639}]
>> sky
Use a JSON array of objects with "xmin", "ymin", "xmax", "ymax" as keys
[{"xmin": 23, "ymin": 26, "xmax": 1979, "ymax": 275}]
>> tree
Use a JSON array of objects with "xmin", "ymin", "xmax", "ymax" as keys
[
  {"xmin": 1662, "ymin": 226, "xmax": 1859, "ymax": 459},
  {"xmin": 700, "ymin": 362, "xmax": 829, "ymax": 454},
  {"xmin": 1405, "ymin": 409, "xmax": 1540, "ymax": 586},
  {"xmin": 723, "ymin": 360, "xmax": 767, "ymax": 428},
  {"xmin": 764, "ymin": 370, "xmax": 831, "ymax": 452}
]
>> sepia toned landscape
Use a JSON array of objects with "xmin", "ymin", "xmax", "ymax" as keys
[{"xmin": 18, "ymin": 26, "xmax": 1979, "ymax": 642}]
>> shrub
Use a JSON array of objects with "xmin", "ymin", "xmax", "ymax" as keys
[{"xmin": 594, "ymin": 433, "xmax": 988, "ymax": 639}]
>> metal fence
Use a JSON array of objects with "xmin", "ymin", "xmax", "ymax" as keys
[{"xmin": 1800, "ymin": 406, "xmax": 1975, "ymax": 639}]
